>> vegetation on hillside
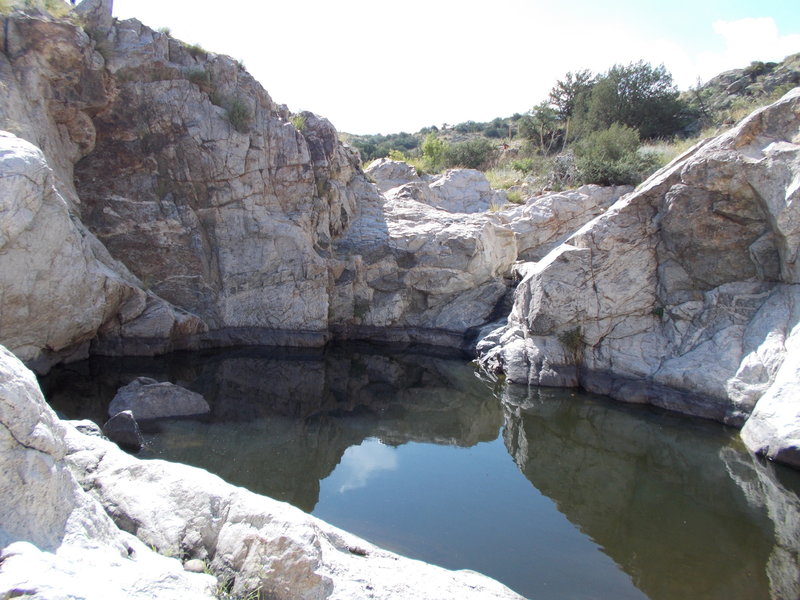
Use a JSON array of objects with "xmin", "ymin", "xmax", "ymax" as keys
[{"xmin": 347, "ymin": 54, "xmax": 799, "ymax": 197}]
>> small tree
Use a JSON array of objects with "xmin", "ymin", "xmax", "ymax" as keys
[
  {"xmin": 519, "ymin": 102, "xmax": 562, "ymax": 154},
  {"xmin": 579, "ymin": 61, "xmax": 688, "ymax": 139},
  {"xmin": 421, "ymin": 133, "xmax": 446, "ymax": 173},
  {"xmin": 549, "ymin": 69, "xmax": 596, "ymax": 120}
]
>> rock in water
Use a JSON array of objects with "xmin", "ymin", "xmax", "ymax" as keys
[
  {"xmin": 108, "ymin": 378, "xmax": 210, "ymax": 420},
  {"xmin": 1, "ymin": 342, "xmax": 524, "ymax": 599},
  {"xmin": 102, "ymin": 410, "xmax": 144, "ymax": 452},
  {"xmin": 0, "ymin": 345, "xmax": 218, "ymax": 599}
]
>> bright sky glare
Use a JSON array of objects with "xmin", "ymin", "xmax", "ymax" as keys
[{"xmin": 111, "ymin": 0, "xmax": 800, "ymax": 135}]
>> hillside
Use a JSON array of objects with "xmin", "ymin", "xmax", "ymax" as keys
[{"xmin": 343, "ymin": 54, "xmax": 800, "ymax": 194}]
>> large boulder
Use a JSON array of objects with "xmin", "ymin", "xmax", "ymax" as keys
[
  {"xmin": 108, "ymin": 377, "xmax": 210, "ymax": 420},
  {"xmin": 501, "ymin": 184, "xmax": 632, "ymax": 260},
  {"xmin": 329, "ymin": 185, "xmax": 517, "ymax": 342},
  {"xmin": 477, "ymin": 88, "xmax": 800, "ymax": 468},
  {"xmin": 102, "ymin": 410, "xmax": 144, "ymax": 451},
  {"xmin": 427, "ymin": 169, "xmax": 506, "ymax": 213},
  {"xmin": 365, "ymin": 157, "xmax": 421, "ymax": 192}
]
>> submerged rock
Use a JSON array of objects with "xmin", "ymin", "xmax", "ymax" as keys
[{"xmin": 109, "ymin": 377, "xmax": 210, "ymax": 420}]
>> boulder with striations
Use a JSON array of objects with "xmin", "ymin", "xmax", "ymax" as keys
[{"xmin": 477, "ymin": 88, "xmax": 800, "ymax": 468}]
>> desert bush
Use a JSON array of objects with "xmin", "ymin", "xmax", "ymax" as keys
[
  {"xmin": 575, "ymin": 124, "xmax": 659, "ymax": 185},
  {"xmin": 226, "ymin": 97, "xmax": 251, "ymax": 133},
  {"xmin": 506, "ymin": 190, "xmax": 524, "ymax": 204},
  {"xmin": 420, "ymin": 133, "xmax": 446, "ymax": 173},
  {"xmin": 443, "ymin": 138, "xmax": 494, "ymax": 170},
  {"xmin": 184, "ymin": 42, "xmax": 207, "ymax": 58},
  {"xmin": 186, "ymin": 68, "xmax": 211, "ymax": 92},
  {"xmin": 485, "ymin": 167, "xmax": 518, "ymax": 189}
]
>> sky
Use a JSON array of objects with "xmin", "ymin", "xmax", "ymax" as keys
[{"xmin": 111, "ymin": 0, "xmax": 800, "ymax": 135}]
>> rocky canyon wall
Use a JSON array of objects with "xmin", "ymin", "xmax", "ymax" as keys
[
  {"xmin": 477, "ymin": 88, "xmax": 800, "ymax": 467},
  {"xmin": 0, "ymin": 2, "xmax": 532, "ymax": 366}
]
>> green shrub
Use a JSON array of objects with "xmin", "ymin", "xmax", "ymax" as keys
[
  {"xmin": 226, "ymin": 98, "xmax": 251, "ymax": 133},
  {"xmin": 290, "ymin": 114, "xmax": 306, "ymax": 131},
  {"xmin": 506, "ymin": 190, "xmax": 524, "ymax": 204},
  {"xmin": 575, "ymin": 124, "xmax": 657, "ymax": 185},
  {"xmin": 157, "ymin": 26, "xmax": 171, "ymax": 35},
  {"xmin": 510, "ymin": 157, "xmax": 537, "ymax": 174},
  {"xmin": 485, "ymin": 167, "xmax": 518, "ymax": 189},
  {"xmin": 420, "ymin": 133, "xmax": 446, "ymax": 173},
  {"xmin": 443, "ymin": 138, "xmax": 494, "ymax": 170},
  {"xmin": 387, "ymin": 149, "xmax": 407, "ymax": 161}
]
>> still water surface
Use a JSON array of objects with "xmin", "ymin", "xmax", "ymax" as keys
[{"xmin": 42, "ymin": 343, "xmax": 800, "ymax": 600}]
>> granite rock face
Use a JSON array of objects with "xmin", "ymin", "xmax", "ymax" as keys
[
  {"xmin": 477, "ymin": 88, "xmax": 800, "ymax": 467},
  {"xmin": 0, "ymin": 343, "xmax": 523, "ymax": 600},
  {"xmin": 72, "ymin": 18, "xmax": 367, "ymax": 342},
  {"xmin": 0, "ymin": 7, "xmax": 528, "ymax": 361},
  {"xmin": 329, "ymin": 185, "xmax": 518, "ymax": 342}
]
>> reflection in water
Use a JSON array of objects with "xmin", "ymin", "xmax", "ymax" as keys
[
  {"xmin": 41, "ymin": 344, "xmax": 800, "ymax": 600},
  {"xmin": 333, "ymin": 439, "xmax": 398, "ymax": 493},
  {"xmin": 501, "ymin": 385, "xmax": 800, "ymax": 600}
]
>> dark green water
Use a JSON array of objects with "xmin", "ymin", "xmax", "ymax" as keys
[{"xmin": 41, "ymin": 343, "xmax": 800, "ymax": 600}]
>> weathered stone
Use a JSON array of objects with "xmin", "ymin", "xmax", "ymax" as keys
[
  {"xmin": 183, "ymin": 558, "xmax": 206, "ymax": 573},
  {"xmin": 330, "ymin": 189, "xmax": 517, "ymax": 340},
  {"xmin": 0, "ymin": 346, "xmax": 217, "ymax": 599},
  {"xmin": 426, "ymin": 169, "xmax": 506, "ymax": 213},
  {"xmin": 501, "ymin": 184, "xmax": 632, "ymax": 260},
  {"xmin": 108, "ymin": 377, "xmax": 209, "ymax": 420},
  {"xmin": 0, "ymin": 132, "xmax": 125, "ymax": 365},
  {"xmin": 102, "ymin": 410, "xmax": 144, "ymax": 451},
  {"xmin": 364, "ymin": 157, "xmax": 420, "ymax": 192},
  {"xmin": 477, "ymin": 88, "xmax": 800, "ymax": 467},
  {"xmin": 76, "ymin": 0, "xmax": 114, "ymax": 33}
]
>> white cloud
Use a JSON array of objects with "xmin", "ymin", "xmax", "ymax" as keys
[{"xmin": 693, "ymin": 18, "xmax": 800, "ymax": 85}]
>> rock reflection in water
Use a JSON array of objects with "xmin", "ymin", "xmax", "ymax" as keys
[
  {"xmin": 42, "ymin": 343, "xmax": 503, "ymax": 511},
  {"xmin": 41, "ymin": 346, "xmax": 800, "ymax": 600},
  {"xmin": 501, "ymin": 385, "xmax": 800, "ymax": 600}
]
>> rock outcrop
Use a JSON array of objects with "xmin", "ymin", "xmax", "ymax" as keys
[
  {"xmin": 477, "ymin": 88, "xmax": 800, "ymax": 467},
  {"xmin": 0, "ymin": 5, "xmax": 535, "ymax": 364},
  {"xmin": 0, "ymin": 344, "xmax": 523, "ymax": 599},
  {"xmin": 329, "ymin": 186, "xmax": 517, "ymax": 343},
  {"xmin": 0, "ymin": 346, "xmax": 217, "ymax": 599}
]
